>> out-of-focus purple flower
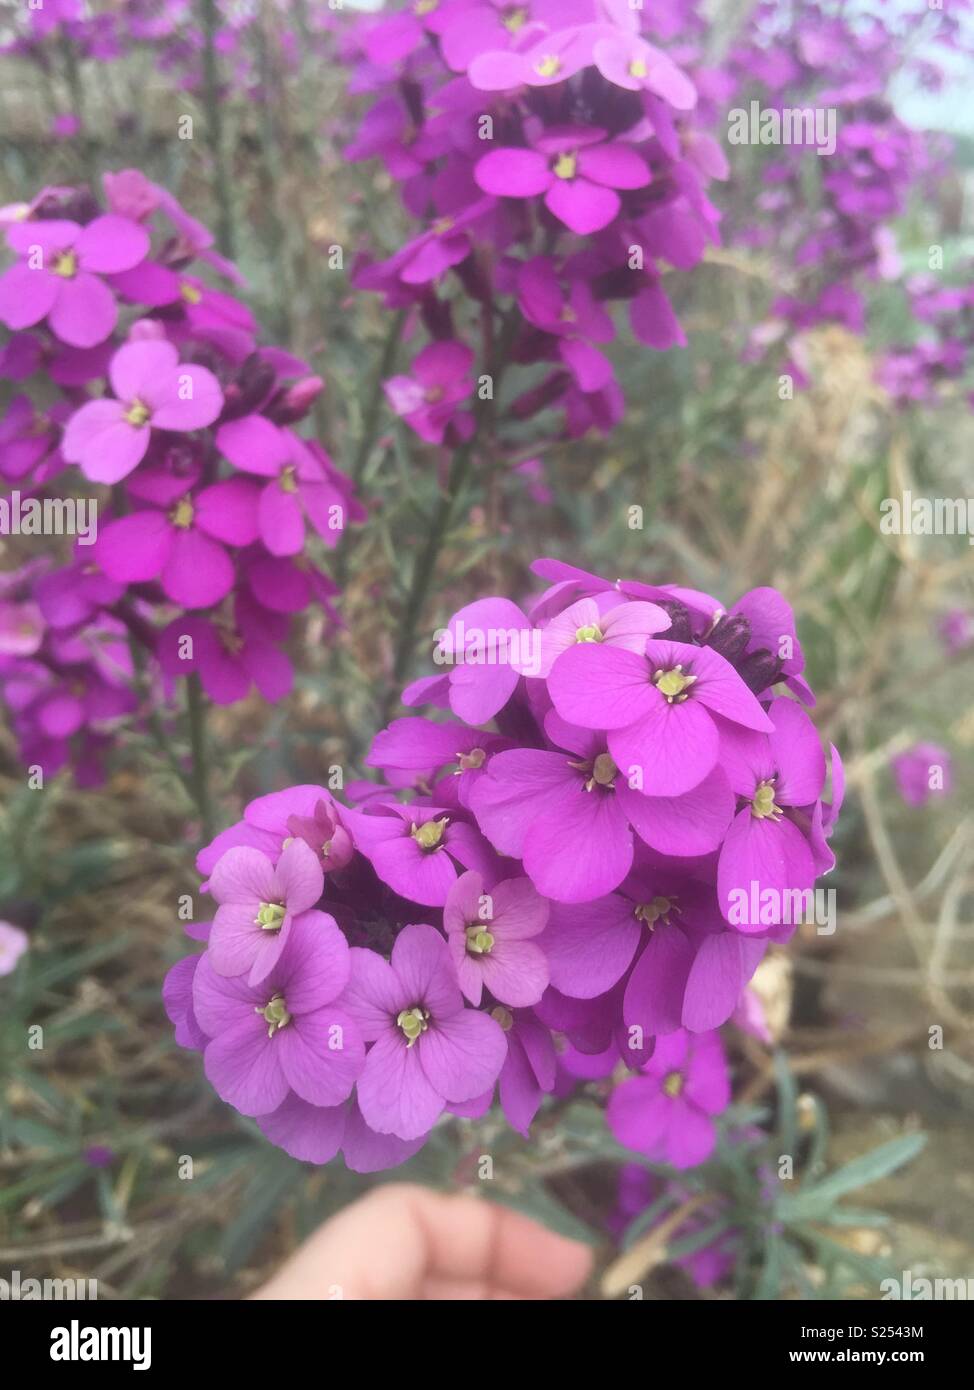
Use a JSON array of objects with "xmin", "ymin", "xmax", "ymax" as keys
[{"xmin": 892, "ymin": 742, "xmax": 952, "ymax": 807}]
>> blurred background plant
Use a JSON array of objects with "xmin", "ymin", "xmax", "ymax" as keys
[{"xmin": 0, "ymin": 0, "xmax": 972, "ymax": 1299}]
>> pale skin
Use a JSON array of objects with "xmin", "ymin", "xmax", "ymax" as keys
[{"xmin": 250, "ymin": 1182, "xmax": 594, "ymax": 1301}]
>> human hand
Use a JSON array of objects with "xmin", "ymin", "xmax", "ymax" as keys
[{"xmin": 251, "ymin": 1182, "xmax": 593, "ymax": 1301}]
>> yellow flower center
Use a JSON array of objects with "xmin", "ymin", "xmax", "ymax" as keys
[
  {"xmin": 552, "ymin": 151, "xmax": 577, "ymax": 179},
  {"xmin": 491, "ymin": 1004, "xmax": 514, "ymax": 1031},
  {"xmin": 52, "ymin": 250, "xmax": 78, "ymax": 278},
  {"xmin": 412, "ymin": 816, "xmax": 449, "ymax": 850},
  {"xmin": 654, "ymin": 665, "xmax": 696, "ymax": 702},
  {"xmin": 258, "ymin": 993, "xmax": 291, "ymax": 1036},
  {"xmin": 574, "ymin": 623, "xmax": 602, "ymax": 643},
  {"xmin": 180, "ymin": 281, "xmax": 203, "ymax": 304},
  {"xmin": 503, "ymin": 7, "xmax": 527, "ymax": 32},
  {"xmin": 630, "ymin": 59, "xmax": 648, "ymax": 78},
  {"xmin": 279, "ymin": 465, "xmax": 298, "ymax": 493},
  {"xmin": 170, "ymin": 497, "xmax": 195, "ymax": 529},
  {"xmin": 635, "ymin": 896, "xmax": 673, "ymax": 927},
  {"xmin": 663, "ymin": 1071, "xmax": 684, "ymax": 1097},
  {"xmin": 535, "ymin": 54, "xmax": 561, "ymax": 78},
  {"xmin": 750, "ymin": 781, "xmax": 781, "ymax": 820},
  {"xmin": 123, "ymin": 399, "xmax": 151, "ymax": 427},
  {"xmin": 457, "ymin": 747, "xmax": 486, "ymax": 771},
  {"xmin": 397, "ymin": 1006, "xmax": 430, "ymax": 1046},
  {"xmin": 413, "ymin": 0, "xmax": 437, "ymax": 13},
  {"xmin": 255, "ymin": 901, "xmax": 286, "ymax": 931},
  {"xmin": 465, "ymin": 925, "xmax": 495, "ymax": 956}
]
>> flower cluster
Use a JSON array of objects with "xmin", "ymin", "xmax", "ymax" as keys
[
  {"xmin": 167, "ymin": 557, "xmax": 841, "ymax": 1172},
  {"xmin": 730, "ymin": 0, "xmax": 965, "ymax": 377},
  {"xmin": 342, "ymin": 0, "xmax": 726, "ymax": 465},
  {"xmin": 0, "ymin": 173, "xmax": 359, "ymax": 782},
  {"xmin": 877, "ymin": 275, "xmax": 974, "ymax": 409}
]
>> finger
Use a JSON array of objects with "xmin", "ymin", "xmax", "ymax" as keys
[{"xmin": 252, "ymin": 1183, "xmax": 593, "ymax": 1300}]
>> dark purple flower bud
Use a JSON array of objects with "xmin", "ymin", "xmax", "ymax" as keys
[
  {"xmin": 267, "ymin": 375, "xmax": 325, "ymax": 424},
  {"xmin": 706, "ymin": 613, "xmax": 751, "ymax": 662},
  {"xmin": 736, "ymin": 648, "xmax": 783, "ymax": 695},
  {"xmin": 221, "ymin": 354, "xmax": 276, "ymax": 419},
  {"xmin": 654, "ymin": 600, "xmax": 693, "ymax": 643}
]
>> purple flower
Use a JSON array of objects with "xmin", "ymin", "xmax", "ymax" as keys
[
  {"xmin": 193, "ymin": 910, "xmax": 364, "ymax": 1117},
  {"xmin": 158, "ymin": 599, "xmax": 293, "ymax": 707},
  {"xmin": 939, "ymin": 608, "xmax": 973, "ymax": 656},
  {"xmin": 529, "ymin": 593, "xmax": 670, "ymax": 678},
  {"xmin": 469, "ymin": 717, "xmax": 734, "ymax": 902},
  {"xmin": 607, "ymin": 1029, "xmax": 730, "ymax": 1169},
  {"xmin": 493, "ymin": 1006, "xmax": 557, "ymax": 1137},
  {"xmin": 344, "ymin": 924, "xmax": 507, "ymax": 1140},
  {"xmin": 0, "ymin": 599, "xmax": 44, "ymax": 657},
  {"xmin": 592, "ymin": 32, "xmax": 697, "ymax": 109},
  {"xmin": 474, "ymin": 126, "xmax": 650, "ymax": 236},
  {"xmin": 62, "ymin": 338, "xmax": 224, "ymax": 483},
  {"xmin": 255, "ymin": 1095, "xmax": 426, "ymax": 1171},
  {"xmin": 216, "ymin": 422, "xmax": 348, "ymax": 555},
  {"xmin": 0, "ymin": 920, "xmax": 29, "ymax": 976},
  {"xmin": 443, "ymin": 870, "xmax": 549, "ymax": 1007},
  {"xmin": 892, "ymin": 742, "xmax": 952, "ymax": 807},
  {"xmin": 94, "ymin": 476, "xmax": 259, "ymax": 609},
  {"xmin": 716, "ymin": 697, "xmax": 825, "ymax": 931},
  {"xmin": 549, "ymin": 637, "xmax": 774, "ymax": 796},
  {"xmin": 0, "ymin": 215, "xmax": 149, "ymax": 347},
  {"xmin": 208, "ymin": 838, "xmax": 325, "ymax": 984},
  {"xmin": 342, "ymin": 802, "xmax": 498, "ymax": 907},
  {"xmin": 384, "ymin": 339, "xmax": 475, "ymax": 444}
]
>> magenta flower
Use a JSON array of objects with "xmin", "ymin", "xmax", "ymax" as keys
[
  {"xmin": 207, "ymin": 838, "xmax": 325, "ymax": 985},
  {"xmin": 516, "ymin": 256, "xmax": 617, "ymax": 392},
  {"xmin": 939, "ymin": 609, "xmax": 973, "ymax": 656},
  {"xmin": 715, "ymin": 698, "xmax": 825, "ymax": 931},
  {"xmin": 344, "ymin": 924, "xmax": 507, "ymax": 1140},
  {"xmin": 255, "ymin": 1095, "xmax": 426, "ymax": 1171},
  {"xmin": 0, "ymin": 395, "xmax": 61, "ymax": 481},
  {"xmin": 531, "ymin": 594, "xmax": 670, "ymax": 678},
  {"xmin": 94, "ymin": 477, "xmax": 259, "ymax": 609},
  {"xmin": 384, "ymin": 339, "xmax": 475, "ymax": 444},
  {"xmin": 0, "ymin": 215, "xmax": 149, "ymax": 348},
  {"xmin": 892, "ymin": 742, "xmax": 952, "ymax": 808},
  {"xmin": 549, "ymin": 637, "xmax": 774, "ymax": 797},
  {"xmin": 415, "ymin": 596, "xmax": 533, "ymax": 724},
  {"xmin": 0, "ymin": 920, "xmax": 29, "ymax": 977},
  {"xmin": 216, "ymin": 421, "xmax": 349, "ymax": 555},
  {"xmin": 0, "ymin": 599, "xmax": 44, "ymax": 657},
  {"xmin": 592, "ymin": 32, "xmax": 697, "ymax": 109},
  {"xmin": 158, "ymin": 599, "xmax": 292, "ymax": 707},
  {"xmin": 607, "ymin": 1029, "xmax": 730, "ymax": 1169},
  {"xmin": 193, "ymin": 910, "xmax": 364, "ymax": 1117},
  {"xmin": 540, "ymin": 866, "xmax": 762, "ymax": 1038},
  {"xmin": 62, "ymin": 338, "xmax": 224, "ymax": 483},
  {"xmin": 494, "ymin": 1007, "xmax": 557, "ymax": 1136},
  {"xmin": 443, "ymin": 870, "xmax": 549, "ymax": 1007},
  {"xmin": 467, "ymin": 26, "xmax": 597, "ymax": 92},
  {"xmin": 469, "ymin": 720, "xmax": 734, "ymax": 902},
  {"xmin": 474, "ymin": 126, "xmax": 650, "ymax": 236},
  {"xmin": 341, "ymin": 803, "xmax": 498, "ymax": 907}
]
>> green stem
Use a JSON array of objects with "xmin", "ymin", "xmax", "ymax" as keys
[
  {"xmin": 386, "ymin": 306, "xmax": 520, "ymax": 707},
  {"xmin": 186, "ymin": 675, "xmax": 215, "ymax": 844},
  {"xmin": 200, "ymin": 0, "xmax": 236, "ymax": 260},
  {"xmin": 333, "ymin": 307, "xmax": 407, "ymax": 588},
  {"xmin": 351, "ymin": 307, "xmax": 407, "ymax": 488},
  {"xmin": 390, "ymin": 440, "xmax": 474, "ymax": 687}
]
